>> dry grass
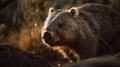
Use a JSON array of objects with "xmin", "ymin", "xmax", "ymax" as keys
[
  {"xmin": 18, "ymin": 22, "xmax": 42, "ymax": 52},
  {"xmin": 5, "ymin": 19, "xmax": 43, "ymax": 52}
]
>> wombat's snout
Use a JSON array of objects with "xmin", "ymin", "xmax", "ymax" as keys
[{"xmin": 43, "ymin": 31, "xmax": 52, "ymax": 43}]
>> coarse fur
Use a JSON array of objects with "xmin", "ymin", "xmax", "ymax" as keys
[
  {"xmin": 42, "ymin": 3, "xmax": 120, "ymax": 60},
  {"xmin": 34, "ymin": 43, "xmax": 75, "ymax": 66},
  {"xmin": 52, "ymin": 46, "xmax": 80, "ymax": 62}
]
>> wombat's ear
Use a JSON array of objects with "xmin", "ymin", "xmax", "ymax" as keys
[
  {"xmin": 69, "ymin": 7, "xmax": 79, "ymax": 17},
  {"xmin": 49, "ymin": 7, "xmax": 55, "ymax": 14}
]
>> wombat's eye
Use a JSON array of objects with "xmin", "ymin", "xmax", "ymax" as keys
[{"xmin": 58, "ymin": 23, "xmax": 63, "ymax": 28}]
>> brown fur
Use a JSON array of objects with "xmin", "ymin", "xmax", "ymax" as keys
[
  {"xmin": 34, "ymin": 43, "xmax": 79, "ymax": 66},
  {"xmin": 53, "ymin": 46, "xmax": 80, "ymax": 62},
  {"xmin": 42, "ymin": 3, "xmax": 120, "ymax": 60}
]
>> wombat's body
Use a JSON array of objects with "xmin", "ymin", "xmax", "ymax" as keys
[{"xmin": 42, "ymin": 3, "xmax": 120, "ymax": 60}]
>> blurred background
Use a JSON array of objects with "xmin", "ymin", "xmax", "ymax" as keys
[{"xmin": 0, "ymin": 0, "xmax": 120, "ymax": 52}]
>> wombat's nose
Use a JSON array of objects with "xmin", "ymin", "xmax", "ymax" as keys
[{"xmin": 43, "ymin": 32, "xmax": 52, "ymax": 43}]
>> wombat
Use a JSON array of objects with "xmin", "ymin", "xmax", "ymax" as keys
[{"xmin": 42, "ymin": 3, "xmax": 120, "ymax": 60}]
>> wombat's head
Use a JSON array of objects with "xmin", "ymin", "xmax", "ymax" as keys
[{"xmin": 42, "ymin": 7, "xmax": 80, "ymax": 46}]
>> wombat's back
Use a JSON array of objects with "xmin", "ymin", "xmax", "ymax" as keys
[{"xmin": 77, "ymin": 3, "xmax": 120, "ymax": 54}]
